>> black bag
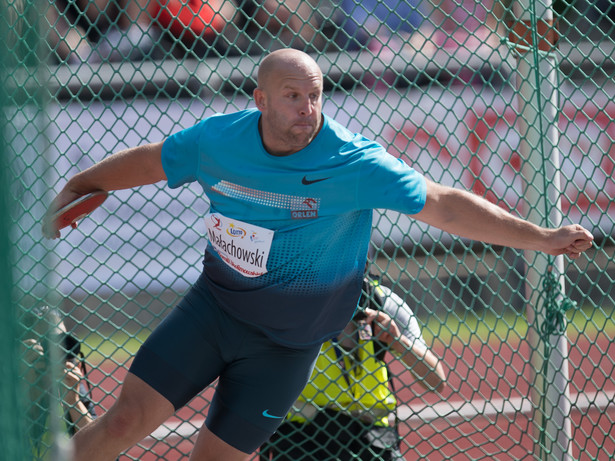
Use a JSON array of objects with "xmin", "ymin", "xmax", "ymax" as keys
[{"xmin": 261, "ymin": 409, "xmax": 402, "ymax": 461}]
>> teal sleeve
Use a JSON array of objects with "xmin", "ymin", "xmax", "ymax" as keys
[
  {"xmin": 161, "ymin": 120, "xmax": 205, "ymax": 188},
  {"xmin": 358, "ymin": 149, "xmax": 427, "ymax": 214}
]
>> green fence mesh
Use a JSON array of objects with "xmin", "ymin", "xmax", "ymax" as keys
[
  {"xmin": 1, "ymin": 1, "xmax": 29, "ymax": 458},
  {"xmin": 5, "ymin": 0, "xmax": 615, "ymax": 459}
]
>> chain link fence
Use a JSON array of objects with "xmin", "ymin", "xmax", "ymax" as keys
[{"xmin": 3, "ymin": 0, "xmax": 615, "ymax": 459}]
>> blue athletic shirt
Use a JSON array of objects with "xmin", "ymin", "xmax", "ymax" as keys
[{"xmin": 161, "ymin": 108, "xmax": 426, "ymax": 347}]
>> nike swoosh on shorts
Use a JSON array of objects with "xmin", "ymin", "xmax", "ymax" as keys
[{"xmin": 262, "ymin": 409, "xmax": 284, "ymax": 419}]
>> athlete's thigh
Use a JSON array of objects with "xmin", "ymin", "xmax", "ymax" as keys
[
  {"xmin": 207, "ymin": 331, "xmax": 321, "ymax": 453},
  {"xmin": 223, "ymin": 336, "xmax": 320, "ymax": 420},
  {"xmin": 189, "ymin": 425, "xmax": 248, "ymax": 461},
  {"xmin": 129, "ymin": 290, "xmax": 228, "ymax": 410}
]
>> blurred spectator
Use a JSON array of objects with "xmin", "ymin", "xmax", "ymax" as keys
[
  {"xmin": 335, "ymin": 0, "xmax": 428, "ymax": 51},
  {"xmin": 330, "ymin": 0, "xmax": 506, "ymax": 57},
  {"xmin": 560, "ymin": 0, "xmax": 615, "ymax": 36},
  {"xmin": 21, "ymin": 307, "xmax": 97, "ymax": 458},
  {"xmin": 149, "ymin": 0, "xmax": 239, "ymax": 56},
  {"xmin": 45, "ymin": 3, "xmax": 93, "ymax": 64},
  {"xmin": 428, "ymin": 0, "xmax": 503, "ymax": 52},
  {"xmin": 150, "ymin": 0, "xmax": 325, "ymax": 58},
  {"xmin": 247, "ymin": 0, "xmax": 323, "ymax": 50},
  {"xmin": 45, "ymin": 0, "xmax": 158, "ymax": 64},
  {"xmin": 89, "ymin": 0, "xmax": 159, "ymax": 62},
  {"xmin": 592, "ymin": 0, "xmax": 615, "ymax": 26}
]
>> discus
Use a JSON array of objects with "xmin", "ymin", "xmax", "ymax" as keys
[{"xmin": 43, "ymin": 190, "xmax": 108, "ymax": 238}]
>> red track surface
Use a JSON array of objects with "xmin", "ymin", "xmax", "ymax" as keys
[{"xmin": 87, "ymin": 333, "xmax": 615, "ymax": 460}]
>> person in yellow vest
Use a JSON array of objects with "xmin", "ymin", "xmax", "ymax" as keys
[{"xmin": 260, "ymin": 271, "xmax": 446, "ymax": 460}]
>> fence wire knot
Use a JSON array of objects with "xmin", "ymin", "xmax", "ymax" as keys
[{"xmin": 540, "ymin": 269, "xmax": 576, "ymax": 338}]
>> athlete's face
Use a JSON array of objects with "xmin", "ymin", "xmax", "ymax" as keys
[{"xmin": 255, "ymin": 66, "xmax": 323, "ymax": 156}]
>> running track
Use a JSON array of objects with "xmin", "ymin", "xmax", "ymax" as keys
[{"xmin": 87, "ymin": 333, "xmax": 615, "ymax": 460}]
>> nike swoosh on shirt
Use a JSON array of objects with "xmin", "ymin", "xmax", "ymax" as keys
[
  {"xmin": 302, "ymin": 175, "xmax": 331, "ymax": 185},
  {"xmin": 262, "ymin": 409, "xmax": 284, "ymax": 419}
]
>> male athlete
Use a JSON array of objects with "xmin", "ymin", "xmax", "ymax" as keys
[{"xmin": 44, "ymin": 49, "xmax": 594, "ymax": 461}]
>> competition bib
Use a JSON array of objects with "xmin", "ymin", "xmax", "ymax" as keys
[{"xmin": 205, "ymin": 212, "xmax": 274, "ymax": 278}]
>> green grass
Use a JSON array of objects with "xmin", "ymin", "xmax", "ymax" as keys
[
  {"xmin": 76, "ymin": 305, "xmax": 614, "ymax": 363},
  {"xmin": 80, "ymin": 329, "xmax": 152, "ymax": 363},
  {"xmin": 421, "ymin": 304, "xmax": 615, "ymax": 348}
]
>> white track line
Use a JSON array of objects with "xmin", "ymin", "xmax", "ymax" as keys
[
  {"xmin": 399, "ymin": 389, "xmax": 615, "ymax": 425},
  {"xmin": 144, "ymin": 390, "xmax": 615, "ymax": 442}
]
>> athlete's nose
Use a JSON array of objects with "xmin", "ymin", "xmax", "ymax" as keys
[{"xmin": 298, "ymin": 96, "xmax": 314, "ymax": 117}]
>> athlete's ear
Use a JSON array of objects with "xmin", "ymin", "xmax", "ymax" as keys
[{"xmin": 253, "ymin": 88, "xmax": 265, "ymax": 111}]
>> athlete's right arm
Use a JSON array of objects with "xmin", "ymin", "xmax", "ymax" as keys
[{"xmin": 51, "ymin": 141, "xmax": 167, "ymax": 212}]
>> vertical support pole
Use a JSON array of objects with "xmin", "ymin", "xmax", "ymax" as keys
[
  {"xmin": 0, "ymin": 3, "xmax": 28, "ymax": 458},
  {"xmin": 509, "ymin": 1, "xmax": 573, "ymax": 459},
  {"xmin": 0, "ymin": 113, "xmax": 29, "ymax": 461}
]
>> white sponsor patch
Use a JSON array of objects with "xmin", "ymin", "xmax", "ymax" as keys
[{"xmin": 205, "ymin": 212, "xmax": 274, "ymax": 278}]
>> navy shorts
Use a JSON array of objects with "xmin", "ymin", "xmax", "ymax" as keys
[{"xmin": 129, "ymin": 277, "xmax": 321, "ymax": 454}]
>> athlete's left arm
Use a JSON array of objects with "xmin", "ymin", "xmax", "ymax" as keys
[{"xmin": 413, "ymin": 179, "xmax": 593, "ymax": 258}]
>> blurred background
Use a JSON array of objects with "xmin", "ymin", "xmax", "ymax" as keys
[{"xmin": 1, "ymin": 0, "xmax": 614, "ymax": 459}]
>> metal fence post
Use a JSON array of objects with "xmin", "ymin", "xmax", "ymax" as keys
[
  {"xmin": 0, "ymin": 1, "xmax": 28, "ymax": 454},
  {"xmin": 510, "ymin": 0, "xmax": 574, "ymax": 458}
]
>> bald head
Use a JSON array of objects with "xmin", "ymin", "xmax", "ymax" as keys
[
  {"xmin": 253, "ymin": 49, "xmax": 324, "ymax": 156},
  {"xmin": 257, "ymin": 49, "xmax": 323, "ymax": 90}
]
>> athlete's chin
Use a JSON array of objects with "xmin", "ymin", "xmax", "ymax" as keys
[
  {"xmin": 291, "ymin": 134, "xmax": 316, "ymax": 150},
  {"xmin": 293, "ymin": 124, "xmax": 315, "ymax": 134},
  {"xmin": 291, "ymin": 126, "xmax": 317, "ymax": 142}
]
